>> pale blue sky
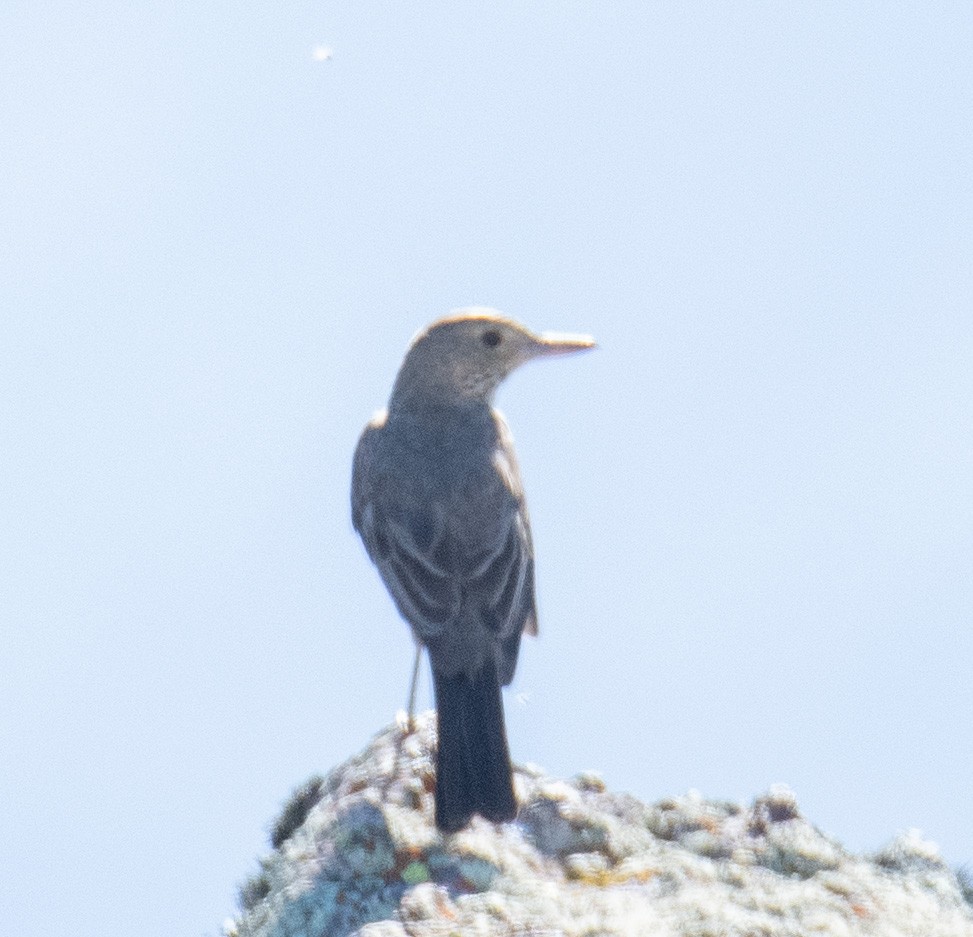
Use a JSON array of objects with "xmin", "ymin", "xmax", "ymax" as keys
[{"xmin": 2, "ymin": 3, "xmax": 972, "ymax": 936}]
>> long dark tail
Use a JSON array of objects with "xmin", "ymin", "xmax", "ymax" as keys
[{"xmin": 431, "ymin": 661, "xmax": 516, "ymax": 832}]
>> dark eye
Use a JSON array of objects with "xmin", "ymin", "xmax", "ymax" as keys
[{"xmin": 481, "ymin": 329, "xmax": 502, "ymax": 347}]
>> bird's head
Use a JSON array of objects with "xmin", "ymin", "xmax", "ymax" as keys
[{"xmin": 390, "ymin": 308, "xmax": 595, "ymax": 409}]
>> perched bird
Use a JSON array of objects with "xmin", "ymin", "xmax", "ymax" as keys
[{"xmin": 351, "ymin": 308, "xmax": 595, "ymax": 832}]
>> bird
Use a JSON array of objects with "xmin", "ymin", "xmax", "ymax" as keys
[{"xmin": 351, "ymin": 308, "xmax": 595, "ymax": 832}]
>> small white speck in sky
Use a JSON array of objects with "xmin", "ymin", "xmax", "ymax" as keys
[{"xmin": 312, "ymin": 45, "xmax": 334, "ymax": 62}]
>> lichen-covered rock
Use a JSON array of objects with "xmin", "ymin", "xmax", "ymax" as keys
[{"xmin": 227, "ymin": 715, "xmax": 973, "ymax": 937}]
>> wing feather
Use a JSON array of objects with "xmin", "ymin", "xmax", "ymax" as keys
[{"xmin": 352, "ymin": 407, "xmax": 538, "ymax": 665}]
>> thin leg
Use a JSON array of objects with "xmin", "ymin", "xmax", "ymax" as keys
[
  {"xmin": 406, "ymin": 644, "xmax": 422, "ymax": 731},
  {"xmin": 388, "ymin": 644, "xmax": 424, "ymax": 797}
]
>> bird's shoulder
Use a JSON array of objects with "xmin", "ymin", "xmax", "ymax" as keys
[
  {"xmin": 351, "ymin": 409, "xmax": 389, "ymax": 532},
  {"xmin": 489, "ymin": 409, "xmax": 526, "ymax": 502},
  {"xmin": 353, "ymin": 408, "xmax": 388, "ymax": 458}
]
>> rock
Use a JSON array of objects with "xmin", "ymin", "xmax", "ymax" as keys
[{"xmin": 228, "ymin": 715, "xmax": 973, "ymax": 937}]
